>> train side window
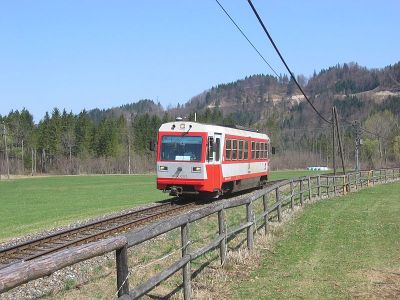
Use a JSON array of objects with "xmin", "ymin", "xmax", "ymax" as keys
[
  {"xmin": 232, "ymin": 140, "xmax": 238, "ymax": 160},
  {"xmin": 207, "ymin": 137, "xmax": 214, "ymax": 161},
  {"xmin": 225, "ymin": 139, "xmax": 232, "ymax": 160},
  {"xmin": 264, "ymin": 143, "xmax": 268, "ymax": 158},
  {"xmin": 256, "ymin": 142, "xmax": 260, "ymax": 159},
  {"xmin": 260, "ymin": 143, "xmax": 264, "ymax": 159},
  {"xmin": 251, "ymin": 141, "xmax": 255, "ymax": 159},
  {"xmin": 215, "ymin": 138, "xmax": 220, "ymax": 162},
  {"xmin": 244, "ymin": 141, "xmax": 248, "ymax": 159},
  {"xmin": 238, "ymin": 140, "xmax": 243, "ymax": 160}
]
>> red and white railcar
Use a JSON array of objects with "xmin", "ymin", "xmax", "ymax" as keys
[{"xmin": 156, "ymin": 121, "xmax": 270, "ymax": 196}]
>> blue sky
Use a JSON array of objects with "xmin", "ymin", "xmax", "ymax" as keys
[{"xmin": 1, "ymin": 0, "xmax": 399, "ymax": 121}]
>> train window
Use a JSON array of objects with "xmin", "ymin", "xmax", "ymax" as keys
[
  {"xmin": 207, "ymin": 137, "xmax": 214, "ymax": 161},
  {"xmin": 244, "ymin": 141, "xmax": 248, "ymax": 159},
  {"xmin": 264, "ymin": 143, "xmax": 268, "ymax": 158},
  {"xmin": 225, "ymin": 139, "xmax": 232, "ymax": 161},
  {"xmin": 232, "ymin": 140, "xmax": 238, "ymax": 160},
  {"xmin": 215, "ymin": 138, "xmax": 220, "ymax": 162},
  {"xmin": 238, "ymin": 140, "xmax": 243, "ymax": 160},
  {"xmin": 251, "ymin": 141, "xmax": 255, "ymax": 159},
  {"xmin": 256, "ymin": 142, "xmax": 260, "ymax": 159},
  {"xmin": 160, "ymin": 135, "xmax": 202, "ymax": 161}
]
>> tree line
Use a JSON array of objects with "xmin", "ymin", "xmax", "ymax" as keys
[{"xmin": 0, "ymin": 108, "xmax": 169, "ymax": 175}]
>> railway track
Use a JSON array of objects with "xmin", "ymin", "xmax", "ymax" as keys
[
  {"xmin": 0, "ymin": 180, "xmax": 284, "ymax": 270},
  {"xmin": 0, "ymin": 199, "xmax": 199, "ymax": 269}
]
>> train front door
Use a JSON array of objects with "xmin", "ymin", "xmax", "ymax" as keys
[{"xmin": 207, "ymin": 133, "xmax": 222, "ymax": 192}]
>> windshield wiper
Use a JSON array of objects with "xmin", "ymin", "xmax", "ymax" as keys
[{"xmin": 181, "ymin": 125, "xmax": 192, "ymax": 137}]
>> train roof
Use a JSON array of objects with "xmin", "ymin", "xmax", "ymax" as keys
[{"xmin": 159, "ymin": 121, "xmax": 269, "ymax": 140}]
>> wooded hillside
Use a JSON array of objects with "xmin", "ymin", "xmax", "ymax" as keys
[{"xmin": 1, "ymin": 62, "xmax": 399, "ymax": 175}]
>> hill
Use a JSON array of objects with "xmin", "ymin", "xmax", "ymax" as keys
[
  {"xmin": 1, "ymin": 62, "xmax": 399, "ymax": 175},
  {"xmin": 87, "ymin": 99, "xmax": 164, "ymax": 124}
]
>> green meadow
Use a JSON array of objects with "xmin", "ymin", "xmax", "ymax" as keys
[
  {"xmin": 0, "ymin": 170, "xmax": 323, "ymax": 242},
  {"xmin": 0, "ymin": 175, "xmax": 167, "ymax": 241},
  {"xmin": 236, "ymin": 181, "xmax": 400, "ymax": 299}
]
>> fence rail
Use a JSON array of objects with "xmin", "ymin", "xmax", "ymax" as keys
[{"xmin": 1, "ymin": 168, "xmax": 399, "ymax": 299}]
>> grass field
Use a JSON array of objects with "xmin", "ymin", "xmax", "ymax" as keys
[
  {"xmin": 236, "ymin": 182, "xmax": 400, "ymax": 299},
  {"xmin": 0, "ymin": 175, "xmax": 168, "ymax": 241},
  {"xmin": 0, "ymin": 170, "xmax": 323, "ymax": 242}
]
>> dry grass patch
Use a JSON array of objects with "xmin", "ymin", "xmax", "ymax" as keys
[{"xmin": 350, "ymin": 268, "xmax": 400, "ymax": 299}]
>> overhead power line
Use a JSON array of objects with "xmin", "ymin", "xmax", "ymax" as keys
[
  {"xmin": 246, "ymin": 0, "xmax": 332, "ymax": 125},
  {"xmin": 214, "ymin": 0, "xmax": 280, "ymax": 78}
]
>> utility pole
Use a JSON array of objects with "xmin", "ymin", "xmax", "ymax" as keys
[
  {"xmin": 3, "ymin": 123, "xmax": 10, "ymax": 179},
  {"xmin": 128, "ymin": 140, "xmax": 131, "ymax": 175},
  {"xmin": 127, "ymin": 114, "xmax": 132, "ymax": 175},
  {"xmin": 34, "ymin": 148, "xmax": 37, "ymax": 174},
  {"xmin": 31, "ymin": 148, "xmax": 34, "ymax": 176},
  {"xmin": 21, "ymin": 139, "xmax": 24, "ymax": 174},
  {"xmin": 353, "ymin": 121, "xmax": 361, "ymax": 172},
  {"xmin": 333, "ymin": 107, "xmax": 346, "ymax": 175},
  {"xmin": 332, "ymin": 107, "xmax": 336, "ymax": 175}
]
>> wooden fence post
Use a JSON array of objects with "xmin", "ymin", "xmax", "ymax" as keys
[
  {"xmin": 246, "ymin": 202, "xmax": 254, "ymax": 250},
  {"xmin": 290, "ymin": 180, "xmax": 294, "ymax": 209},
  {"xmin": 262, "ymin": 194, "xmax": 269, "ymax": 234},
  {"xmin": 371, "ymin": 170, "xmax": 375, "ymax": 186},
  {"xmin": 116, "ymin": 245, "xmax": 130, "ymax": 297},
  {"xmin": 326, "ymin": 177, "xmax": 329, "ymax": 197},
  {"xmin": 347, "ymin": 174, "xmax": 351, "ymax": 193},
  {"xmin": 308, "ymin": 177, "xmax": 312, "ymax": 200},
  {"xmin": 276, "ymin": 187, "xmax": 282, "ymax": 221},
  {"xmin": 181, "ymin": 223, "xmax": 191, "ymax": 300},
  {"xmin": 300, "ymin": 180, "xmax": 304, "ymax": 206},
  {"xmin": 218, "ymin": 209, "xmax": 226, "ymax": 266},
  {"xmin": 333, "ymin": 176, "xmax": 337, "ymax": 196},
  {"xmin": 317, "ymin": 175, "xmax": 321, "ymax": 198},
  {"xmin": 342, "ymin": 176, "xmax": 346, "ymax": 195},
  {"xmin": 354, "ymin": 173, "xmax": 358, "ymax": 190},
  {"xmin": 367, "ymin": 171, "xmax": 371, "ymax": 187}
]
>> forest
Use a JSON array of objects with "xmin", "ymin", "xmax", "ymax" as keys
[{"xmin": 1, "ymin": 62, "xmax": 399, "ymax": 176}]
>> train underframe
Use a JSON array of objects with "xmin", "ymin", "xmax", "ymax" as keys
[{"xmin": 163, "ymin": 175, "xmax": 268, "ymax": 198}]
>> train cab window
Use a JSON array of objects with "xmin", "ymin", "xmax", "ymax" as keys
[
  {"xmin": 232, "ymin": 140, "xmax": 238, "ymax": 160},
  {"xmin": 244, "ymin": 141, "xmax": 248, "ymax": 159},
  {"xmin": 161, "ymin": 135, "xmax": 202, "ymax": 161},
  {"xmin": 238, "ymin": 140, "xmax": 243, "ymax": 160},
  {"xmin": 225, "ymin": 139, "xmax": 232, "ymax": 160},
  {"xmin": 265, "ymin": 143, "xmax": 268, "ymax": 158},
  {"xmin": 251, "ymin": 141, "xmax": 255, "ymax": 159},
  {"xmin": 256, "ymin": 142, "xmax": 260, "ymax": 159}
]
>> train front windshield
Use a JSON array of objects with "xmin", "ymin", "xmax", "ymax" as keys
[{"xmin": 160, "ymin": 136, "xmax": 202, "ymax": 161}]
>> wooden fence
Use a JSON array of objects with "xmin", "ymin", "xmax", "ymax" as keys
[{"xmin": 1, "ymin": 168, "xmax": 399, "ymax": 299}]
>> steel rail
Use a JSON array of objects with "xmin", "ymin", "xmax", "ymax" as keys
[{"xmin": 0, "ymin": 199, "xmax": 197, "ymax": 269}]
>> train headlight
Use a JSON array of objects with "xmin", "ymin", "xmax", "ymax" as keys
[
  {"xmin": 159, "ymin": 166, "xmax": 168, "ymax": 171},
  {"xmin": 192, "ymin": 166, "xmax": 201, "ymax": 173}
]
